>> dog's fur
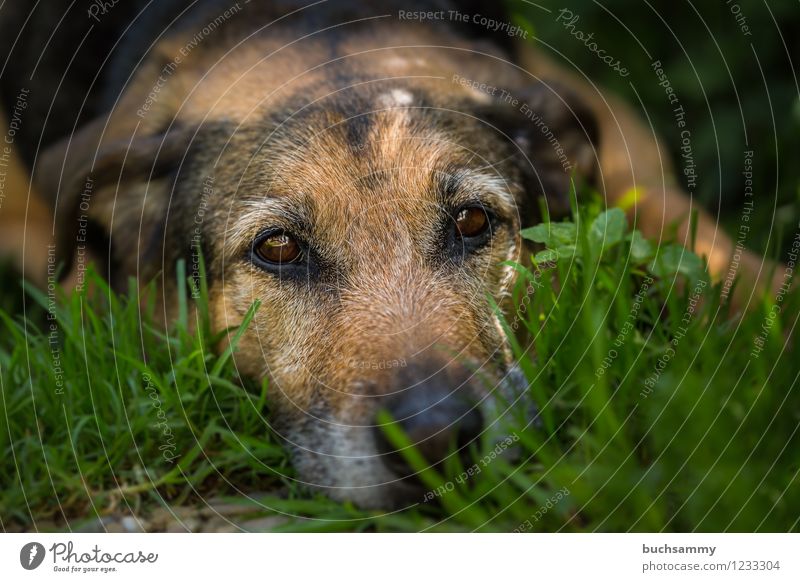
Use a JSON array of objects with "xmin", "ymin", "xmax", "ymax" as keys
[{"xmin": 0, "ymin": 0, "xmax": 784, "ymax": 508}]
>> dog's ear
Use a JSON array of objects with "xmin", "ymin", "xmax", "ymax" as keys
[
  {"xmin": 35, "ymin": 118, "xmax": 192, "ymax": 286},
  {"xmin": 476, "ymin": 81, "xmax": 599, "ymax": 221}
]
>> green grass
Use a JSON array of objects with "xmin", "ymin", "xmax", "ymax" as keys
[{"xmin": 1, "ymin": 198, "xmax": 798, "ymax": 532}]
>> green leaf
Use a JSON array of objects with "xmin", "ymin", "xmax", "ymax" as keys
[
  {"xmin": 589, "ymin": 208, "xmax": 627, "ymax": 250},
  {"xmin": 210, "ymin": 300, "xmax": 261, "ymax": 376},
  {"xmin": 629, "ymin": 230, "xmax": 654, "ymax": 263},
  {"xmin": 534, "ymin": 249, "xmax": 558, "ymax": 263},
  {"xmin": 521, "ymin": 222, "xmax": 577, "ymax": 246},
  {"xmin": 649, "ymin": 244, "xmax": 705, "ymax": 282},
  {"xmin": 535, "ymin": 246, "xmax": 576, "ymax": 263}
]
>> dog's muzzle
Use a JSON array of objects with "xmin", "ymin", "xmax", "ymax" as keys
[{"xmin": 373, "ymin": 363, "xmax": 485, "ymax": 478}]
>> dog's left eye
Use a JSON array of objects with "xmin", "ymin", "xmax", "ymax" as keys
[
  {"xmin": 253, "ymin": 232, "xmax": 302, "ymax": 264},
  {"xmin": 454, "ymin": 206, "xmax": 490, "ymax": 239}
]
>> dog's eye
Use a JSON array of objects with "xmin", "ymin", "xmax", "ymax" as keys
[
  {"xmin": 454, "ymin": 206, "xmax": 489, "ymax": 238},
  {"xmin": 254, "ymin": 232, "xmax": 302, "ymax": 264}
]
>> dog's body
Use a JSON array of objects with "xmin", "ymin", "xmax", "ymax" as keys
[{"xmin": 0, "ymin": 0, "xmax": 782, "ymax": 508}]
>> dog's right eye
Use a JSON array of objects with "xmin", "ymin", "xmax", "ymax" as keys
[
  {"xmin": 253, "ymin": 232, "xmax": 302, "ymax": 265},
  {"xmin": 454, "ymin": 206, "xmax": 490, "ymax": 239}
]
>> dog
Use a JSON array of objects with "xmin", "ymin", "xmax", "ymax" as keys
[{"xmin": 0, "ymin": 0, "xmax": 785, "ymax": 508}]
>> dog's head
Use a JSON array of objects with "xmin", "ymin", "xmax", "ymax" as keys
[{"xmin": 38, "ymin": 28, "xmax": 597, "ymax": 508}]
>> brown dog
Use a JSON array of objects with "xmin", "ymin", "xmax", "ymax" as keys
[{"xmin": 0, "ymin": 0, "xmax": 783, "ymax": 508}]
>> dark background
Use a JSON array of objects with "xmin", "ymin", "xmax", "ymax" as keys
[{"xmin": 511, "ymin": 0, "xmax": 800, "ymax": 258}]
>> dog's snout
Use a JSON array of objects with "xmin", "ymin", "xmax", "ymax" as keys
[{"xmin": 374, "ymin": 367, "xmax": 483, "ymax": 477}]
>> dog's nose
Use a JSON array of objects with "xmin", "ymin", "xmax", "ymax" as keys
[{"xmin": 374, "ymin": 368, "xmax": 483, "ymax": 477}]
